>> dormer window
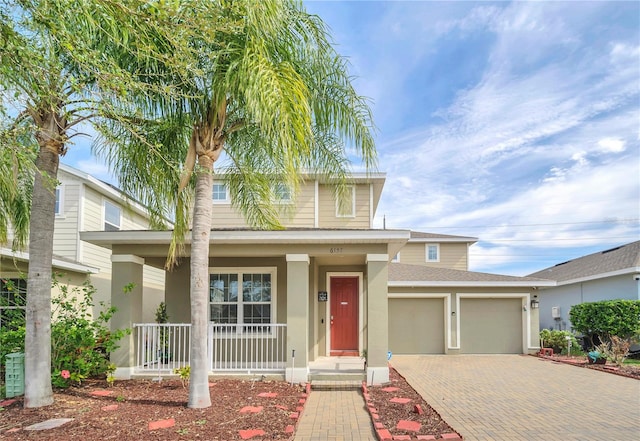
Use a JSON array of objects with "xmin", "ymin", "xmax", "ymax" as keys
[
  {"xmin": 273, "ymin": 183, "xmax": 292, "ymax": 202},
  {"xmin": 212, "ymin": 182, "xmax": 229, "ymax": 203},
  {"xmin": 335, "ymin": 185, "xmax": 355, "ymax": 218},
  {"xmin": 426, "ymin": 244, "xmax": 439, "ymax": 262}
]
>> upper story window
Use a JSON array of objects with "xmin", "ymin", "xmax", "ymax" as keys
[
  {"xmin": 335, "ymin": 185, "xmax": 355, "ymax": 218},
  {"xmin": 54, "ymin": 187, "xmax": 64, "ymax": 216},
  {"xmin": 0, "ymin": 278, "xmax": 26, "ymax": 330},
  {"xmin": 391, "ymin": 253, "xmax": 400, "ymax": 263},
  {"xmin": 273, "ymin": 183, "xmax": 292, "ymax": 203},
  {"xmin": 426, "ymin": 244, "xmax": 440, "ymax": 262},
  {"xmin": 209, "ymin": 268, "xmax": 276, "ymax": 331},
  {"xmin": 104, "ymin": 200, "xmax": 121, "ymax": 231},
  {"xmin": 212, "ymin": 182, "xmax": 229, "ymax": 203}
]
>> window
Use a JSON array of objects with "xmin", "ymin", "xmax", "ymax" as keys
[
  {"xmin": 335, "ymin": 185, "xmax": 355, "ymax": 217},
  {"xmin": 104, "ymin": 200, "xmax": 121, "ymax": 231},
  {"xmin": 273, "ymin": 183, "xmax": 292, "ymax": 202},
  {"xmin": 54, "ymin": 187, "xmax": 63, "ymax": 216},
  {"xmin": 209, "ymin": 268, "xmax": 275, "ymax": 331},
  {"xmin": 391, "ymin": 253, "xmax": 400, "ymax": 263},
  {"xmin": 426, "ymin": 244, "xmax": 439, "ymax": 262},
  {"xmin": 212, "ymin": 182, "xmax": 229, "ymax": 203},
  {"xmin": 0, "ymin": 278, "xmax": 26, "ymax": 330}
]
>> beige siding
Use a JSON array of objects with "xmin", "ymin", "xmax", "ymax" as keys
[
  {"xmin": 318, "ymin": 183, "xmax": 370, "ymax": 229},
  {"xmin": 80, "ymin": 187, "xmax": 112, "ymax": 272},
  {"xmin": 397, "ymin": 242, "xmax": 468, "ymax": 270},
  {"xmin": 52, "ymin": 180, "xmax": 81, "ymax": 260},
  {"xmin": 210, "ymin": 181, "xmax": 317, "ymax": 228}
]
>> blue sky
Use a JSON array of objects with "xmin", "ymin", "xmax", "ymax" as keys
[{"xmin": 64, "ymin": 0, "xmax": 640, "ymax": 276}]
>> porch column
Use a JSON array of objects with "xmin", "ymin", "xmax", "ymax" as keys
[
  {"xmin": 286, "ymin": 254, "xmax": 309, "ymax": 383},
  {"xmin": 110, "ymin": 254, "xmax": 144, "ymax": 379},
  {"xmin": 366, "ymin": 254, "xmax": 389, "ymax": 385}
]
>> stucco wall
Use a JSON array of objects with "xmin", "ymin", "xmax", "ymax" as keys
[{"xmin": 538, "ymin": 274, "xmax": 640, "ymax": 331}]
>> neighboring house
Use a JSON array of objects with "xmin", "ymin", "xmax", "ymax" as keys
[
  {"xmin": 528, "ymin": 241, "xmax": 640, "ymax": 331},
  {"xmin": 81, "ymin": 171, "xmax": 554, "ymax": 384},
  {"xmin": 0, "ymin": 163, "xmax": 167, "ymax": 328}
]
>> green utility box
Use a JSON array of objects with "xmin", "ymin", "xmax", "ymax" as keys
[{"xmin": 5, "ymin": 352, "xmax": 25, "ymax": 398}]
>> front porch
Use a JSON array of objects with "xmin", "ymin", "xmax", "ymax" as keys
[
  {"xmin": 130, "ymin": 323, "xmax": 367, "ymax": 384},
  {"xmin": 79, "ymin": 229, "xmax": 410, "ymax": 385}
]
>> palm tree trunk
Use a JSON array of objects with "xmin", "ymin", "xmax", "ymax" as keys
[
  {"xmin": 24, "ymin": 137, "xmax": 59, "ymax": 408},
  {"xmin": 188, "ymin": 153, "xmax": 213, "ymax": 409}
]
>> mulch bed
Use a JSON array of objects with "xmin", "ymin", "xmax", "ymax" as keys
[
  {"xmin": 538, "ymin": 354, "xmax": 640, "ymax": 380},
  {"xmin": 0, "ymin": 378, "xmax": 305, "ymax": 440},
  {"xmin": 365, "ymin": 367, "xmax": 461, "ymax": 440}
]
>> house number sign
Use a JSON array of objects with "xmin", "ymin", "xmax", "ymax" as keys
[
  {"xmin": 318, "ymin": 291, "xmax": 328, "ymax": 302},
  {"xmin": 329, "ymin": 247, "xmax": 343, "ymax": 254}
]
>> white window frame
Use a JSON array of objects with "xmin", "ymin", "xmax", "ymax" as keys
[
  {"xmin": 0, "ymin": 277, "xmax": 26, "ymax": 330},
  {"xmin": 103, "ymin": 199, "xmax": 121, "ymax": 231},
  {"xmin": 208, "ymin": 267, "xmax": 277, "ymax": 334},
  {"xmin": 391, "ymin": 253, "xmax": 400, "ymax": 263},
  {"xmin": 212, "ymin": 181, "xmax": 230, "ymax": 204},
  {"xmin": 273, "ymin": 182, "xmax": 292, "ymax": 203},
  {"xmin": 426, "ymin": 244, "xmax": 440, "ymax": 262},
  {"xmin": 335, "ymin": 185, "xmax": 356, "ymax": 218},
  {"xmin": 54, "ymin": 186, "xmax": 64, "ymax": 217}
]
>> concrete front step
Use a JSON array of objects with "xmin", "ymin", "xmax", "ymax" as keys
[{"xmin": 310, "ymin": 379, "xmax": 364, "ymax": 390}]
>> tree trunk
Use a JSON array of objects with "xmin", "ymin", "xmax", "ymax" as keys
[
  {"xmin": 187, "ymin": 153, "xmax": 213, "ymax": 409},
  {"xmin": 24, "ymin": 121, "xmax": 61, "ymax": 408}
]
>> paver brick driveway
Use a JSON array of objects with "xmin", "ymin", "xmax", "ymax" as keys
[{"xmin": 392, "ymin": 355, "xmax": 640, "ymax": 441}]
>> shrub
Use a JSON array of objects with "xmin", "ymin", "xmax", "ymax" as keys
[
  {"xmin": 0, "ymin": 276, "xmax": 129, "ymax": 389},
  {"xmin": 569, "ymin": 299, "xmax": 640, "ymax": 349},
  {"xmin": 50, "ymin": 277, "xmax": 130, "ymax": 388},
  {"xmin": 540, "ymin": 329, "xmax": 582, "ymax": 355},
  {"xmin": 595, "ymin": 336, "xmax": 631, "ymax": 367}
]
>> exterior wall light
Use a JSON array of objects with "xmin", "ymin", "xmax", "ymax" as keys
[{"xmin": 531, "ymin": 299, "xmax": 540, "ymax": 309}]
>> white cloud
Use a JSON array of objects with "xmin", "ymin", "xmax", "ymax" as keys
[{"xmin": 597, "ymin": 138, "xmax": 626, "ymax": 153}]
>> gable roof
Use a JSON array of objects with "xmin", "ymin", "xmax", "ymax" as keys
[
  {"xmin": 527, "ymin": 241, "xmax": 640, "ymax": 284},
  {"xmin": 389, "ymin": 263, "xmax": 554, "ymax": 287}
]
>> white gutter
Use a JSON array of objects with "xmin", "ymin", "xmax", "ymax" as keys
[
  {"xmin": 0, "ymin": 248, "xmax": 100, "ymax": 274},
  {"xmin": 388, "ymin": 280, "xmax": 556, "ymax": 288}
]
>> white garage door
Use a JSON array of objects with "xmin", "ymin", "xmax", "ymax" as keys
[
  {"xmin": 389, "ymin": 298, "xmax": 445, "ymax": 354},
  {"xmin": 460, "ymin": 298, "xmax": 522, "ymax": 354}
]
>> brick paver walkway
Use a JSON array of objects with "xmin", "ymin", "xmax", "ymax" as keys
[
  {"xmin": 392, "ymin": 355, "xmax": 640, "ymax": 441},
  {"xmin": 293, "ymin": 389, "xmax": 376, "ymax": 441}
]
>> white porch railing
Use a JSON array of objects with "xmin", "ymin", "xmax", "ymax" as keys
[{"xmin": 133, "ymin": 323, "xmax": 287, "ymax": 374}]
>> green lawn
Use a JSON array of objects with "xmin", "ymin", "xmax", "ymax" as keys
[{"xmin": 623, "ymin": 358, "xmax": 640, "ymax": 365}]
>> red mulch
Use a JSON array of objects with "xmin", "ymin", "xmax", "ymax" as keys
[
  {"xmin": 538, "ymin": 354, "xmax": 640, "ymax": 380},
  {"xmin": 0, "ymin": 378, "xmax": 304, "ymax": 440},
  {"xmin": 365, "ymin": 367, "xmax": 460, "ymax": 440}
]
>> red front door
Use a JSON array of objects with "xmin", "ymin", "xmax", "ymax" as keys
[{"xmin": 330, "ymin": 276, "xmax": 359, "ymax": 356}]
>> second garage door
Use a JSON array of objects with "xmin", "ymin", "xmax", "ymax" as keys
[
  {"xmin": 460, "ymin": 298, "xmax": 522, "ymax": 354},
  {"xmin": 389, "ymin": 298, "xmax": 444, "ymax": 354}
]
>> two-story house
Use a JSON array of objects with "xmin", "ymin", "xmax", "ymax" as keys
[
  {"xmin": 81, "ymin": 171, "xmax": 553, "ymax": 384},
  {"xmin": 0, "ymin": 163, "xmax": 166, "ymax": 328}
]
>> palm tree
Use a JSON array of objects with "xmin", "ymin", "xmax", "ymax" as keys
[
  {"xmin": 0, "ymin": 0, "xmax": 199, "ymax": 407},
  {"xmin": 98, "ymin": 0, "xmax": 376, "ymax": 408}
]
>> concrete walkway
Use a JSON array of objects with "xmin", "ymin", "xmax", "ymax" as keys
[
  {"xmin": 293, "ymin": 389, "xmax": 376, "ymax": 441},
  {"xmin": 392, "ymin": 355, "xmax": 640, "ymax": 441}
]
